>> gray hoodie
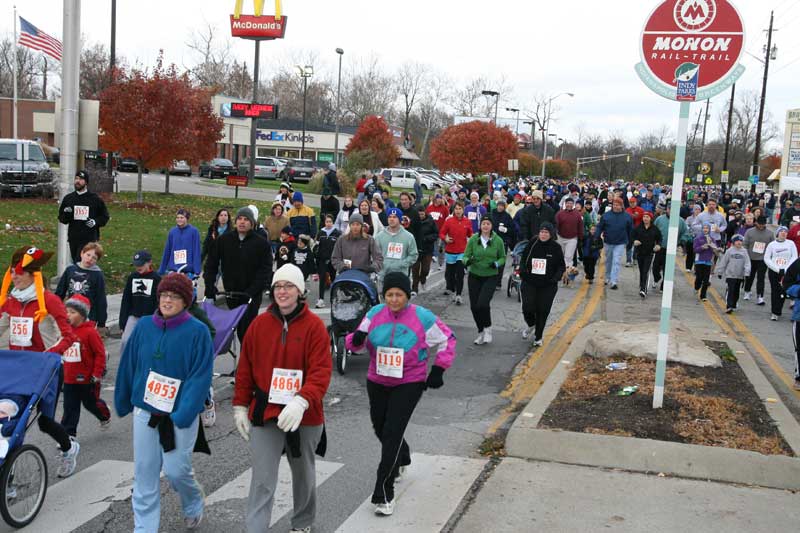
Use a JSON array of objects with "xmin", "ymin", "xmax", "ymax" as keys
[
  {"xmin": 716, "ymin": 245, "xmax": 751, "ymax": 280},
  {"xmin": 742, "ymin": 226, "xmax": 774, "ymax": 261}
]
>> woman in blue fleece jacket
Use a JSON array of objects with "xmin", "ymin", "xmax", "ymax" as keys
[
  {"xmin": 115, "ymin": 273, "xmax": 213, "ymax": 532},
  {"xmin": 159, "ymin": 208, "xmax": 202, "ymax": 275}
]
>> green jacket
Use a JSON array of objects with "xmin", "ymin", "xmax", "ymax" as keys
[
  {"xmin": 375, "ymin": 226, "xmax": 419, "ymax": 278},
  {"xmin": 463, "ymin": 232, "xmax": 506, "ymax": 277},
  {"xmin": 654, "ymin": 214, "xmax": 689, "ymax": 246}
]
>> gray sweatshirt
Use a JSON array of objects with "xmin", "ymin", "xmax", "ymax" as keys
[
  {"xmin": 716, "ymin": 246, "xmax": 751, "ymax": 280},
  {"xmin": 742, "ymin": 226, "xmax": 774, "ymax": 261},
  {"xmin": 331, "ymin": 235, "xmax": 383, "ymax": 273}
]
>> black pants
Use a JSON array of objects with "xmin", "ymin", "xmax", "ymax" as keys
[
  {"xmin": 744, "ymin": 259, "xmax": 767, "ymax": 297},
  {"xmin": 366, "ymin": 380, "xmax": 425, "ymax": 504},
  {"xmin": 583, "ymin": 257, "xmax": 597, "ymax": 281},
  {"xmin": 768, "ymin": 269, "xmax": 785, "ymax": 316},
  {"xmin": 445, "ymin": 261, "xmax": 465, "ymax": 295},
  {"xmin": 467, "ymin": 273, "xmax": 497, "ymax": 332},
  {"xmin": 726, "ymin": 278, "xmax": 742, "ymax": 309},
  {"xmin": 638, "ymin": 253, "xmax": 653, "ymax": 292},
  {"xmin": 61, "ymin": 382, "xmax": 111, "ymax": 436},
  {"xmin": 496, "ymin": 246, "xmax": 508, "ymax": 287},
  {"xmin": 68, "ymin": 239, "xmax": 90, "ymax": 264},
  {"xmin": 521, "ymin": 283, "xmax": 558, "ymax": 341},
  {"xmin": 228, "ymin": 292, "xmax": 262, "ymax": 342},
  {"xmin": 411, "ymin": 255, "xmax": 433, "ymax": 292},
  {"xmin": 652, "ymin": 248, "xmax": 667, "ymax": 285},
  {"xmin": 38, "ymin": 367, "xmax": 72, "ymax": 451},
  {"xmin": 317, "ymin": 260, "xmax": 336, "ymax": 300},
  {"xmin": 683, "ymin": 242, "xmax": 695, "ymax": 271},
  {"xmin": 695, "ymin": 264, "xmax": 711, "ymax": 299}
]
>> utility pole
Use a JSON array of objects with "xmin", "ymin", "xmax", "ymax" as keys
[
  {"xmin": 722, "ymin": 83, "xmax": 736, "ymax": 194},
  {"xmin": 248, "ymin": 40, "xmax": 260, "ymax": 185},
  {"xmin": 107, "ymin": 0, "xmax": 116, "ymax": 179},
  {"xmin": 699, "ymin": 99, "xmax": 711, "ymax": 163},
  {"xmin": 752, "ymin": 10, "xmax": 775, "ymax": 192}
]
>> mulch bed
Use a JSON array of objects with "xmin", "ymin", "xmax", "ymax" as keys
[{"xmin": 538, "ymin": 341, "xmax": 792, "ymax": 456}]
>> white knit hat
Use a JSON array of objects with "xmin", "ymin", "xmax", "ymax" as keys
[{"xmin": 272, "ymin": 264, "xmax": 305, "ymax": 294}]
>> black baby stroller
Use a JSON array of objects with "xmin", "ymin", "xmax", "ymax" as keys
[{"xmin": 328, "ymin": 269, "xmax": 379, "ymax": 375}]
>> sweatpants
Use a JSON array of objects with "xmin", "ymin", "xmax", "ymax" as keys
[
  {"xmin": 521, "ymin": 283, "xmax": 558, "ymax": 341},
  {"xmin": 467, "ymin": 273, "xmax": 497, "ymax": 332},
  {"xmin": 317, "ymin": 260, "xmax": 336, "ymax": 300},
  {"xmin": 559, "ymin": 237, "xmax": 578, "ymax": 269},
  {"xmin": 695, "ymin": 264, "xmax": 712, "ymax": 299},
  {"xmin": 638, "ymin": 253, "xmax": 653, "ymax": 293},
  {"xmin": 61, "ymin": 382, "xmax": 111, "ymax": 436},
  {"xmin": 246, "ymin": 422, "xmax": 323, "ymax": 533},
  {"xmin": 445, "ymin": 261, "xmax": 465, "ymax": 295},
  {"xmin": 768, "ymin": 269, "xmax": 786, "ymax": 316},
  {"xmin": 744, "ymin": 259, "xmax": 767, "ymax": 297},
  {"xmin": 411, "ymin": 254, "xmax": 433, "ymax": 292},
  {"xmin": 583, "ymin": 257, "xmax": 597, "ymax": 281},
  {"xmin": 366, "ymin": 380, "xmax": 425, "ymax": 505},
  {"xmin": 726, "ymin": 278, "xmax": 743, "ymax": 309},
  {"xmin": 652, "ymin": 248, "xmax": 667, "ymax": 285},
  {"xmin": 792, "ymin": 322, "xmax": 800, "ymax": 380},
  {"xmin": 229, "ymin": 293, "xmax": 263, "ymax": 343}
]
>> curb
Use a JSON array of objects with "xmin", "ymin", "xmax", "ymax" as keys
[{"xmin": 505, "ymin": 323, "xmax": 800, "ymax": 491}]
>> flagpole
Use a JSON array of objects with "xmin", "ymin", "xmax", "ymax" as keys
[{"xmin": 12, "ymin": 5, "xmax": 18, "ymax": 139}]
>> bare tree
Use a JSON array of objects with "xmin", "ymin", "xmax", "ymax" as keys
[
  {"xmin": 396, "ymin": 62, "xmax": 428, "ymax": 137},
  {"xmin": 80, "ymin": 42, "xmax": 126, "ymax": 99},
  {"xmin": 714, "ymin": 89, "xmax": 779, "ymax": 178},
  {"xmin": 0, "ymin": 38, "xmax": 43, "ymax": 99},
  {"xmin": 185, "ymin": 24, "xmax": 231, "ymax": 91},
  {"xmin": 414, "ymin": 71, "xmax": 451, "ymax": 160},
  {"xmin": 341, "ymin": 55, "xmax": 397, "ymax": 124}
]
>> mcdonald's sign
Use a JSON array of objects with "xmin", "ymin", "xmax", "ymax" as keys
[{"xmin": 231, "ymin": 0, "xmax": 288, "ymax": 39}]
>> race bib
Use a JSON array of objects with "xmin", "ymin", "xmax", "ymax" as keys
[
  {"xmin": 62, "ymin": 342, "xmax": 82, "ymax": 363},
  {"xmin": 143, "ymin": 371, "xmax": 181, "ymax": 413},
  {"xmin": 794, "ymin": 216, "xmax": 800, "ymax": 223},
  {"xmin": 268, "ymin": 368, "xmax": 303, "ymax": 405},
  {"xmin": 73, "ymin": 205, "xmax": 89, "ymax": 221},
  {"xmin": 498, "ymin": 225, "xmax": 507, "ymax": 233},
  {"xmin": 711, "ymin": 224, "xmax": 718, "ymax": 233},
  {"xmin": 376, "ymin": 346, "xmax": 404, "ymax": 378},
  {"xmin": 342, "ymin": 212, "xmax": 349, "ymax": 222},
  {"xmin": 387, "ymin": 242, "xmax": 404, "ymax": 259},
  {"xmin": 467, "ymin": 211, "xmax": 477, "ymax": 220},
  {"xmin": 752, "ymin": 242, "xmax": 766, "ymax": 254},
  {"xmin": 776, "ymin": 257, "xmax": 789, "ymax": 268},
  {"xmin": 430, "ymin": 212, "xmax": 441, "ymax": 220},
  {"xmin": 9, "ymin": 316, "xmax": 33, "ymax": 347},
  {"xmin": 531, "ymin": 258, "xmax": 547, "ymax": 275},
  {"xmin": 173, "ymin": 249, "xmax": 187, "ymax": 265}
]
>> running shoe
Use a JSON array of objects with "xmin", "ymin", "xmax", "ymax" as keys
[
  {"xmin": 482, "ymin": 328, "xmax": 493, "ymax": 344},
  {"xmin": 290, "ymin": 528, "xmax": 311, "ymax": 533},
  {"xmin": 410, "ymin": 291, "xmax": 417, "ymax": 298},
  {"xmin": 396, "ymin": 465, "xmax": 407, "ymax": 481},
  {"xmin": 455, "ymin": 295, "xmax": 463, "ymax": 305},
  {"xmin": 522, "ymin": 326, "xmax": 533, "ymax": 340},
  {"xmin": 610, "ymin": 284, "xmax": 618, "ymax": 290},
  {"xmin": 743, "ymin": 292, "xmax": 751, "ymax": 300},
  {"xmin": 374, "ymin": 500, "xmax": 395, "ymax": 516},
  {"xmin": 639, "ymin": 290, "xmax": 646, "ymax": 298},
  {"xmin": 315, "ymin": 299, "xmax": 326, "ymax": 308},
  {"xmin": 202, "ymin": 400, "xmax": 216, "ymax": 428},
  {"xmin": 99, "ymin": 418, "xmax": 111, "ymax": 430},
  {"xmin": 185, "ymin": 485, "xmax": 205, "ymax": 529},
  {"xmin": 757, "ymin": 297, "xmax": 765, "ymax": 306},
  {"xmin": 533, "ymin": 339, "xmax": 543, "ymax": 347},
  {"xmin": 725, "ymin": 308, "xmax": 733, "ymax": 314},
  {"xmin": 474, "ymin": 332, "xmax": 485, "ymax": 345},
  {"xmin": 771, "ymin": 314, "xmax": 779, "ymax": 321},
  {"xmin": 57, "ymin": 438, "xmax": 80, "ymax": 478}
]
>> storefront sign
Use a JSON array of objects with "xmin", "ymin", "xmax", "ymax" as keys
[
  {"xmin": 231, "ymin": 0, "xmax": 287, "ymax": 39},
  {"xmin": 256, "ymin": 130, "xmax": 314, "ymax": 144},
  {"xmin": 230, "ymin": 103, "xmax": 279, "ymax": 119}
]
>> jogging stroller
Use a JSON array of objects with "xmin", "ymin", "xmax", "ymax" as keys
[
  {"xmin": 0, "ymin": 350, "xmax": 61, "ymax": 528},
  {"xmin": 506, "ymin": 241, "xmax": 527, "ymax": 303},
  {"xmin": 328, "ymin": 269, "xmax": 379, "ymax": 375}
]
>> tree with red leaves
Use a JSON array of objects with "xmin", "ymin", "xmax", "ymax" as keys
[
  {"xmin": 99, "ymin": 54, "xmax": 223, "ymax": 201},
  {"xmin": 430, "ymin": 121, "xmax": 518, "ymax": 175},
  {"xmin": 345, "ymin": 115, "xmax": 400, "ymax": 169}
]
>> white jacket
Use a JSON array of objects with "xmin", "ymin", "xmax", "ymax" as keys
[
  {"xmin": 344, "ymin": 211, "xmax": 384, "ymax": 237},
  {"xmin": 764, "ymin": 239, "xmax": 798, "ymax": 273}
]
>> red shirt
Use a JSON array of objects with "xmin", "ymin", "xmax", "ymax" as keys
[
  {"xmin": 1, "ymin": 290, "xmax": 75, "ymax": 354},
  {"xmin": 234, "ymin": 303, "xmax": 332, "ymax": 426},
  {"xmin": 63, "ymin": 320, "xmax": 106, "ymax": 384},
  {"xmin": 555, "ymin": 208, "xmax": 585, "ymax": 240},
  {"xmin": 426, "ymin": 203, "xmax": 450, "ymax": 232},
  {"xmin": 626, "ymin": 205, "xmax": 645, "ymax": 227},
  {"xmin": 788, "ymin": 224, "xmax": 800, "ymax": 255},
  {"xmin": 440, "ymin": 215, "xmax": 473, "ymax": 254}
]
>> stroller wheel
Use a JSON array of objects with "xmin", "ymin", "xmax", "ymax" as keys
[
  {"xmin": 1, "ymin": 444, "xmax": 48, "ymax": 528},
  {"xmin": 506, "ymin": 275, "xmax": 513, "ymax": 298},
  {"xmin": 335, "ymin": 335, "xmax": 348, "ymax": 375}
]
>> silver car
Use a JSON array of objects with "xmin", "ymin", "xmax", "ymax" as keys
[
  {"xmin": 239, "ymin": 157, "xmax": 285, "ymax": 180},
  {"xmin": 0, "ymin": 139, "xmax": 57, "ymax": 198}
]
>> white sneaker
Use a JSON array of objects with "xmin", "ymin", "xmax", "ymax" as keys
[
  {"xmin": 455, "ymin": 295, "xmax": 463, "ymax": 305},
  {"xmin": 396, "ymin": 465, "xmax": 407, "ymax": 481},
  {"xmin": 474, "ymin": 331, "xmax": 485, "ymax": 345},
  {"xmin": 533, "ymin": 338, "xmax": 544, "ymax": 347},
  {"xmin": 57, "ymin": 438, "xmax": 80, "ymax": 478},
  {"xmin": 522, "ymin": 326, "xmax": 533, "ymax": 340},
  {"xmin": 202, "ymin": 400, "xmax": 216, "ymax": 427},
  {"xmin": 482, "ymin": 327, "xmax": 492, "ymax": 344},
  {"xmin": 374, "ymin": 500, "xmax": 395, "ymax": 516},
  {"xmin": 743, "ymin": 292, "xmax": 751, "ymax": 300},
  {"xmin": 315, "ymin": 299, "xmax": 326, "ymax": 308},
  {"xmin": 757, "ymin": 296, "xmax": 765, "ymax": 305},
  {"xmin": 771, "ymin": 314, "xmax": 779, "ymax": 321},
  {"xmin": 410, "ymin": 291, "xmax": 418, "ymax": 298},
  {"xmin": 290, "ymin": 528, "xmax": 311, "ymax": 533}
]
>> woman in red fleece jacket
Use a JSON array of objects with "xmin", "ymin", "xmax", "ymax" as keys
[
  {"xmin": 232, "ymin": 264, "xmax": 332, "ymax": 532},
  {"xmin": 439, "ymin": 201, "xmax": 473, "ymax": 304},
  {"xmin": 61, "ymin": 294, "xmax": 110, "ymax": 437}
]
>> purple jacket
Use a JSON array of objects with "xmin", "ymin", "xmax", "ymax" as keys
[
  {"xmin": 693, "ymin": 234, "xmax": 718, "ymax": 264},
  {"xmin": 346, "ymin": 303, "xmax": 457, "ymax": 386}
]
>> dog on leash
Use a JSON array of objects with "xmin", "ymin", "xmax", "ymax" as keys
[{"xmin": 562, "ymin": 266, "xmax": 580, "ymax": 286}]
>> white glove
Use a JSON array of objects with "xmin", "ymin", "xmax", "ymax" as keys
[
  {"xmin": 85, "ymin": 218, "xmax": 96, "ymax": 228},
  {"xmin": 63, "ymin": 206, "xmax": 72, "ymax": 213},
  {"xmin": 233, "ymin": 405, "xmax": 251, "ymax": 442},
  {"xmin": 276, "ymin": 395, "xmax": 309, "ymax": 433}
]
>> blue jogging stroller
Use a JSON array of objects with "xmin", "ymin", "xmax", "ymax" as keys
[
  {"xmin": 327, "ymin": 269, "xmax": 379, "ymax": 375},
  {"xmin": 0, "ymin": 350, "xmax": 61, "ymax": 528}
]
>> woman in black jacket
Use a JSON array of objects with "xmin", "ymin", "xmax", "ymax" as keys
[
  {"xmin": 412, "ymin": 205, "xmax": 440, "ymax": 294},
  {"xmin": 631, "ymin": 211, "xmax": 662, "ymax": 298},
  {"xmin": 201, "ymin": 208, "xmax": 232, "ymax": 263},
  {"xmin": 519, "ymin": 222, "xmax": 565, "ymax": 346},
  {"xmin": 314, "ymin": 214, "xmax": 341, "ymax": 308}
]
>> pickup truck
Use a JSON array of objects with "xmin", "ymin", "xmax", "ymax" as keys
[{"xmin": 0, "ymin": 139, "xmax": 58, "ymax": 198}]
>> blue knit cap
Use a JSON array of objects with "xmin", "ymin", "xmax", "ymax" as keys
[
  {"xmin": 292, "ymin": 191, "xmax": 304, "ymax": 203},
  {"xmin": 386, "ymin": 207, "xmax": 403, "ymax": 219}
]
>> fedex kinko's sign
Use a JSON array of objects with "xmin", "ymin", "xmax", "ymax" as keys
[
  {"xmin": 635, "ymin": 0, "xmax": 745, "ymax": 101},
  {"xmin": 231, "ymin": 0, "xmax": 288, "ymax": 39}
]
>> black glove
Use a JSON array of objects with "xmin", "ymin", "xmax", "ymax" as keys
[
  {"xmin": 352, "ymin": 330, "xmax": 367, "ymax": 346},
  {"xmin": 425, "ymin": 365, "xmax": 445, "ymax": 389}
]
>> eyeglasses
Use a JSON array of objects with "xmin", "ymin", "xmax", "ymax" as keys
[
  {"xmin": 159, "ymin": 292, "xmax": 182, "ymax": 301},
  {"xmin": 272, "ymin": 283, "xmax": 296, "ymax": 292}
]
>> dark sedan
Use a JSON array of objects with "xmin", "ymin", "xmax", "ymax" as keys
[
  {"xmin": 118, "ymin": 158, "xmax": 148, "ymax": 173},
  {"xmin": 208, "ymin": 158, "xmax": 236, "ymax": 179}
]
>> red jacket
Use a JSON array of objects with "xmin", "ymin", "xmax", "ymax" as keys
[
  {"xmin": 1, "ymin": 290, "xmax": 75, "ymax": 354},
  {"xmin": 440, "ymin": 215, "xmax": 473, "ymax": 254},
  {"xmin": 788, "ymin": 224, "xmax": 800, "ymax": 255},
  {"xmin": 555, "ymin": 208, "xmax": 585, "ymax": 240},
  {"xmin": 63, "ymin": 320, "xmax": 106, "ymax": 384},
  {"xmin": 426, "ymin": 203, "xmax": 450, "ymax": 232},
  {"xmin": 626, "ymin": 206, "xmax": 645, "ymax": 228},
  {"xmin": 233, "ymin": 303, "xmax": 332, "ymax": 426}
]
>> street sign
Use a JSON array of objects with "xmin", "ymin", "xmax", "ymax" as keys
[
  {"xmin": 635, "ymin": 0, "xmax": 746, "ymax": 102},
  {"xmin": 704, "ymin": 177, "xmax": 713, "ymax": 184},
  {"xmin": 685, "ymin": 177, "xmax": 691, "ymax": 183},
  {"xmin": 736, "ymin": 180, "xmax": 750, "ymax": 190},
  {"xmin": 696, "ymin": 174, "xmax": 703, "ymax": 182},
  {"xmin": 226, "ymin": 175, "xmax": 248, "ymax": 187},
  {"xmin": 697, "ymin": 161, "xmax": 713, "ymax": 175},
  {"xmin": 749, "ymin": 174, "xmax": 759, "ymax": 184},
  {"xmin": 720, "ymin": 170, "xmax": 729, "ymax": 183},
  {"xmin": 507, "ymin": 159, "xmax": 519, "ymax": 172},
  {"xmin": 756, "ymin": 182, "xmax": 766, "ymax": 193}
]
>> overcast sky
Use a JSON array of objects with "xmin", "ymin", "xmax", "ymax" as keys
[{"xmin": 4, "ymin": 0, "xmax": 799, "ymax": 150}]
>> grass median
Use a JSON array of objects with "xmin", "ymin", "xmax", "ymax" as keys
[{"xmin": 0, "ymin": 192, "xmax": 318, "ymax": 293}]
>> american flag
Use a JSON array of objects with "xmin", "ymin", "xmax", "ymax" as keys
[{"xmin": 18, "ymin": 17, "xmax": 62, "ymax": 62}]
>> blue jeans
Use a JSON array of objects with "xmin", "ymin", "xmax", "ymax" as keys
[
  {"xmin": 604, "ymin": 243, "xmax": 626, "ymax": 284},
  {"xmin": 132, "ymin": 407, "xmax": 203, "ymax": 532}
]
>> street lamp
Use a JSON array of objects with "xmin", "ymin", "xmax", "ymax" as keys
[
  {"xmin": 541, "ymin": 92, "xmax": 574, "ymax": 179},
  {"xmin": 334, "ymin": 48, "xmax": 344, "ymax": 167},
  {"xmin": 506, "ymin": 107, "xmax": 520, "ymax": 136},
  {"xmin": 523, "ymin": 120, "xmax": 535, "ymax": 155},
  {"xmin": 558, "ymin": 137, "xmax": 566, "ymax": 160},
  {"xmin": 482, "ymin": 90, "xmax": 500, "ymax": 124},
  {"xmin": 296, "ymin": 64, "xmax": 314, "ymax": 160}
]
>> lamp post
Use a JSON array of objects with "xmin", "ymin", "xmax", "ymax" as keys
[
  {"xmin": 297, "ymin": 64, "xmax": 314, "ymax": 160},
  {"xmin": 540, "ymin": 92, "xmax": 574, "ymax": 179},
  {"xmin": 506, "ymin": 107, "xmax": 520, "ymax": 136},
  {"xmin": 482, "ymin": 90, "xmax": 499, "ymax": 124},
  {"xmin": 558, "ymin": 137, "xmax": 566, "ymax": 160},
  {"xmin": 523, "ymin": 120, "xmax": 535, "ymax": 155},
  {"xmin": 334, "ymin": 48, "xmax": 344, "ymax": 166}
]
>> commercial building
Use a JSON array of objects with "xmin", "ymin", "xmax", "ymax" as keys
[{"xmin": 0, "ymin": 97, "xmax": 56, "ymax": 145}]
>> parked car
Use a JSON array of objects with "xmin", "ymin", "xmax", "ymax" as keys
[
  {"xmin": 379, "ymin": 167, "xmax": 438, "ymax": 190},
  {"xmin": 162, "ymin": 160, "xmax": 191, "ymax": 176},
  {"xmin": 280, "ymin": 158, "xmax": 316, "ymax": 182},
  {"xmin": 208, "ymin": 158, "xmax": 236, "ymax": 179},
  {"xmin": 0, "ymin": 138, "xmax": 58, "ymax": 198},
  {"xmin": 238, "ymin": 157, "xmax": 285, "ymax": 180},
  {"xmin": 199, "ymin": 161, "xmax": 211, "ymax": 178},
  {"xmin": 118, "ymin": 158, "xmax": 148, "ymax": 173}
]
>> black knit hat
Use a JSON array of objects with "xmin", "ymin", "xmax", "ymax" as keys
[
  {"xmin": 382, "ymin": 271, "xmax": 412, "ymax": 299},
  {"xmin": 539, "ymin": 222, "xmax": 555, "ymax": 236}
]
